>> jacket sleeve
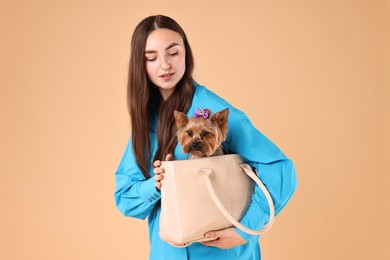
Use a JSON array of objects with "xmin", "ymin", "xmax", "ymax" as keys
[
  {"xmin": 114, "ymin": 137, "xmax": 161, "ymax": 220},
  {"xmin": 224, "ymin": 108, "xmax": 298, "ymax": 242}
]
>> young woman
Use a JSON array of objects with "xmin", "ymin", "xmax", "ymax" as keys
[{"xmin": 115, "ymin": 14, "xmax": 297, "ymax": 260}]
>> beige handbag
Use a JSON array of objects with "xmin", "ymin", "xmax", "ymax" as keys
[{"xmin": 159, "ymin": 154, "xmax": 275, "ymax": 247}]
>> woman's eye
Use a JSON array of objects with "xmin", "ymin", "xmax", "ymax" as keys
[
  {"xmin": 145, "ymin": 56, "xmax": 157, "ymax": 62},
  {"xmin": 169, "ymin": 51, "xmax": 178, "ymax": 57},
  {"xmin": 202, "ymin": 131, "xmax": 209, "ymax": 137}
]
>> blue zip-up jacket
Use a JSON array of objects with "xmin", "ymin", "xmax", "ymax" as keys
[{"xmin": 115, "ymin": 82, "xmax": 298, "ymax": 259}]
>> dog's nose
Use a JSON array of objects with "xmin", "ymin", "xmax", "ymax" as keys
[{"xmin": 190, "ymin": 142, "xmax": 201, "ymax": 150}]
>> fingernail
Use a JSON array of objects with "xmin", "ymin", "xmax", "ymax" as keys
[{"xmin": 205, "ymin": 233, "xmax": 211, "ymax": 238}]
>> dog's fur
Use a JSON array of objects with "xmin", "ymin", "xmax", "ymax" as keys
[{"xmin": 174, "ymin": 108, "xmax": 229, "ymax": 159}]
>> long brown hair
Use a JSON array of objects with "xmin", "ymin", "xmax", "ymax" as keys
[{"xmin": 127, "ymin": 15, "xmax": 194, "ymax": 179}]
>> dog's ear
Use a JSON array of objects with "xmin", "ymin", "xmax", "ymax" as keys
[
  {"xmin": 211, "ymin": 108, "xmax": 229, "ymax": 131},
  {"xmin": 174, "ymin": 110, "xmax": 189, "ymax": 129}
]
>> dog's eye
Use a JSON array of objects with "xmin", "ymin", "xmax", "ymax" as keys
[
  {"xmin": 187, "ymin": 130, "xmax": 193, "ymax": 137},
  {"xmin": 202, "ymin": 131, "xmax": 209, "ymax": 137}
]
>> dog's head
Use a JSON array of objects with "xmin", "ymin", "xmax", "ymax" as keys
[{"xmin": 174, "ymin": 108, "xmax": 229, "ymax": 157}]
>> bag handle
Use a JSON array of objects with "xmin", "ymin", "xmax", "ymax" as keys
[{"xmin": 198, "ymin": 164, "xmax": 275, "ymax": 235}]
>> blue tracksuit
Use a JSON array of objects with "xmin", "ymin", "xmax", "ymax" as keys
[{"xmin": 115, "ymin": 82, "xmax": 298, "ymax": 259}]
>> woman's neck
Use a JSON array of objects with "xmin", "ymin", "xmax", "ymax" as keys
[{"xmin": 159, "ymin": 88, "xmax": 174, "ymax": 101}]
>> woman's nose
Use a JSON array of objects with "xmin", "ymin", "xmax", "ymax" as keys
[{"xmin": 161, "ymin": 57, "xmax": 171, "ymax": 70}]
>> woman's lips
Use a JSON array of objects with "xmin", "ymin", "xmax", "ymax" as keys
[{"xmin": 159, "ymin": 72, "xmax": 174, "ymax": 81}]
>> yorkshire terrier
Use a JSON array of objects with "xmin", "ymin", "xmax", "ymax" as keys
[{"xmin": 174, "ymin": 108, "xmax": 229, "ymax": 159}]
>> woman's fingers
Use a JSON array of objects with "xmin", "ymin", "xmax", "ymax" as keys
[
  {"xmin": 153, "ymin": 160, "xmax": 162, "ymax": 168},
  {"xmin": 154, "ymin": 155, "xmax": 173, "ymax": 191},
  {"xmin": 155, "ymin": 173, "xmax": 163, "ymax": 190},
  {"xmin": 153, "ymin": 166, "xmax": 164, "ymax": 175},
  {"xmin": 153, "ymin": 159, "xmax": 165, "ymax": 190},
  {"xmin": 154, "ymin": 174, "xmax": 164, "ymax": 181},
  {"xmin": 165, "ymin": 154, "xmax": 173, "ymax": 161}
]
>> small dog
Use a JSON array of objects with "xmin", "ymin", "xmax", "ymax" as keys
[{"xmin": 174, "ymin": 108, "xmax": 229, "ymax": 159}]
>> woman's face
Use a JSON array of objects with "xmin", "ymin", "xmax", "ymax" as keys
[{"xmin": 145, "ymin": 29, "xmax": 186, "ymax": 100}]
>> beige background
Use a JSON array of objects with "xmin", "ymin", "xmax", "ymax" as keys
[{"xmin": 1, "ymin": 0, "xmax": 389, "ymax": 259}]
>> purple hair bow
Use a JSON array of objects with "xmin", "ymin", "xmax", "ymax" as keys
[{"xmin": 194, "ymin": 108, "xmax": 209, "ymax": 119}]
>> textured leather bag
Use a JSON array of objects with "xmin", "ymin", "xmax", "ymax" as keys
[{"xmin": 159, "ymin": 154, "xmax": 275, "ymax": 247}]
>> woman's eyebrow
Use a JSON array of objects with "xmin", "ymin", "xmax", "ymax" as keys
[{"xmin": 145, "ymin": 43, "xmax": 180, "ymax": 54}]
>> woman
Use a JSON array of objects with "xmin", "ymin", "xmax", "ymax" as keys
[{"xmin": 115, "ymin": 14, "xmax": 297, "ymax": 259}]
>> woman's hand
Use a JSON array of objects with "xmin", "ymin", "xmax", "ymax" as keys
[
  {"xmin": 153, "ymin": 154, "xmax": 173, "ymax": 191},
  {"xmin": 200, "ymin": 228, "xmax": 247, "ymax": 249}
]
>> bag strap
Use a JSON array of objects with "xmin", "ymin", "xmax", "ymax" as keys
[{"xmin": 198, "ymin": 164, "xmax": 275, "ymax": 235}]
